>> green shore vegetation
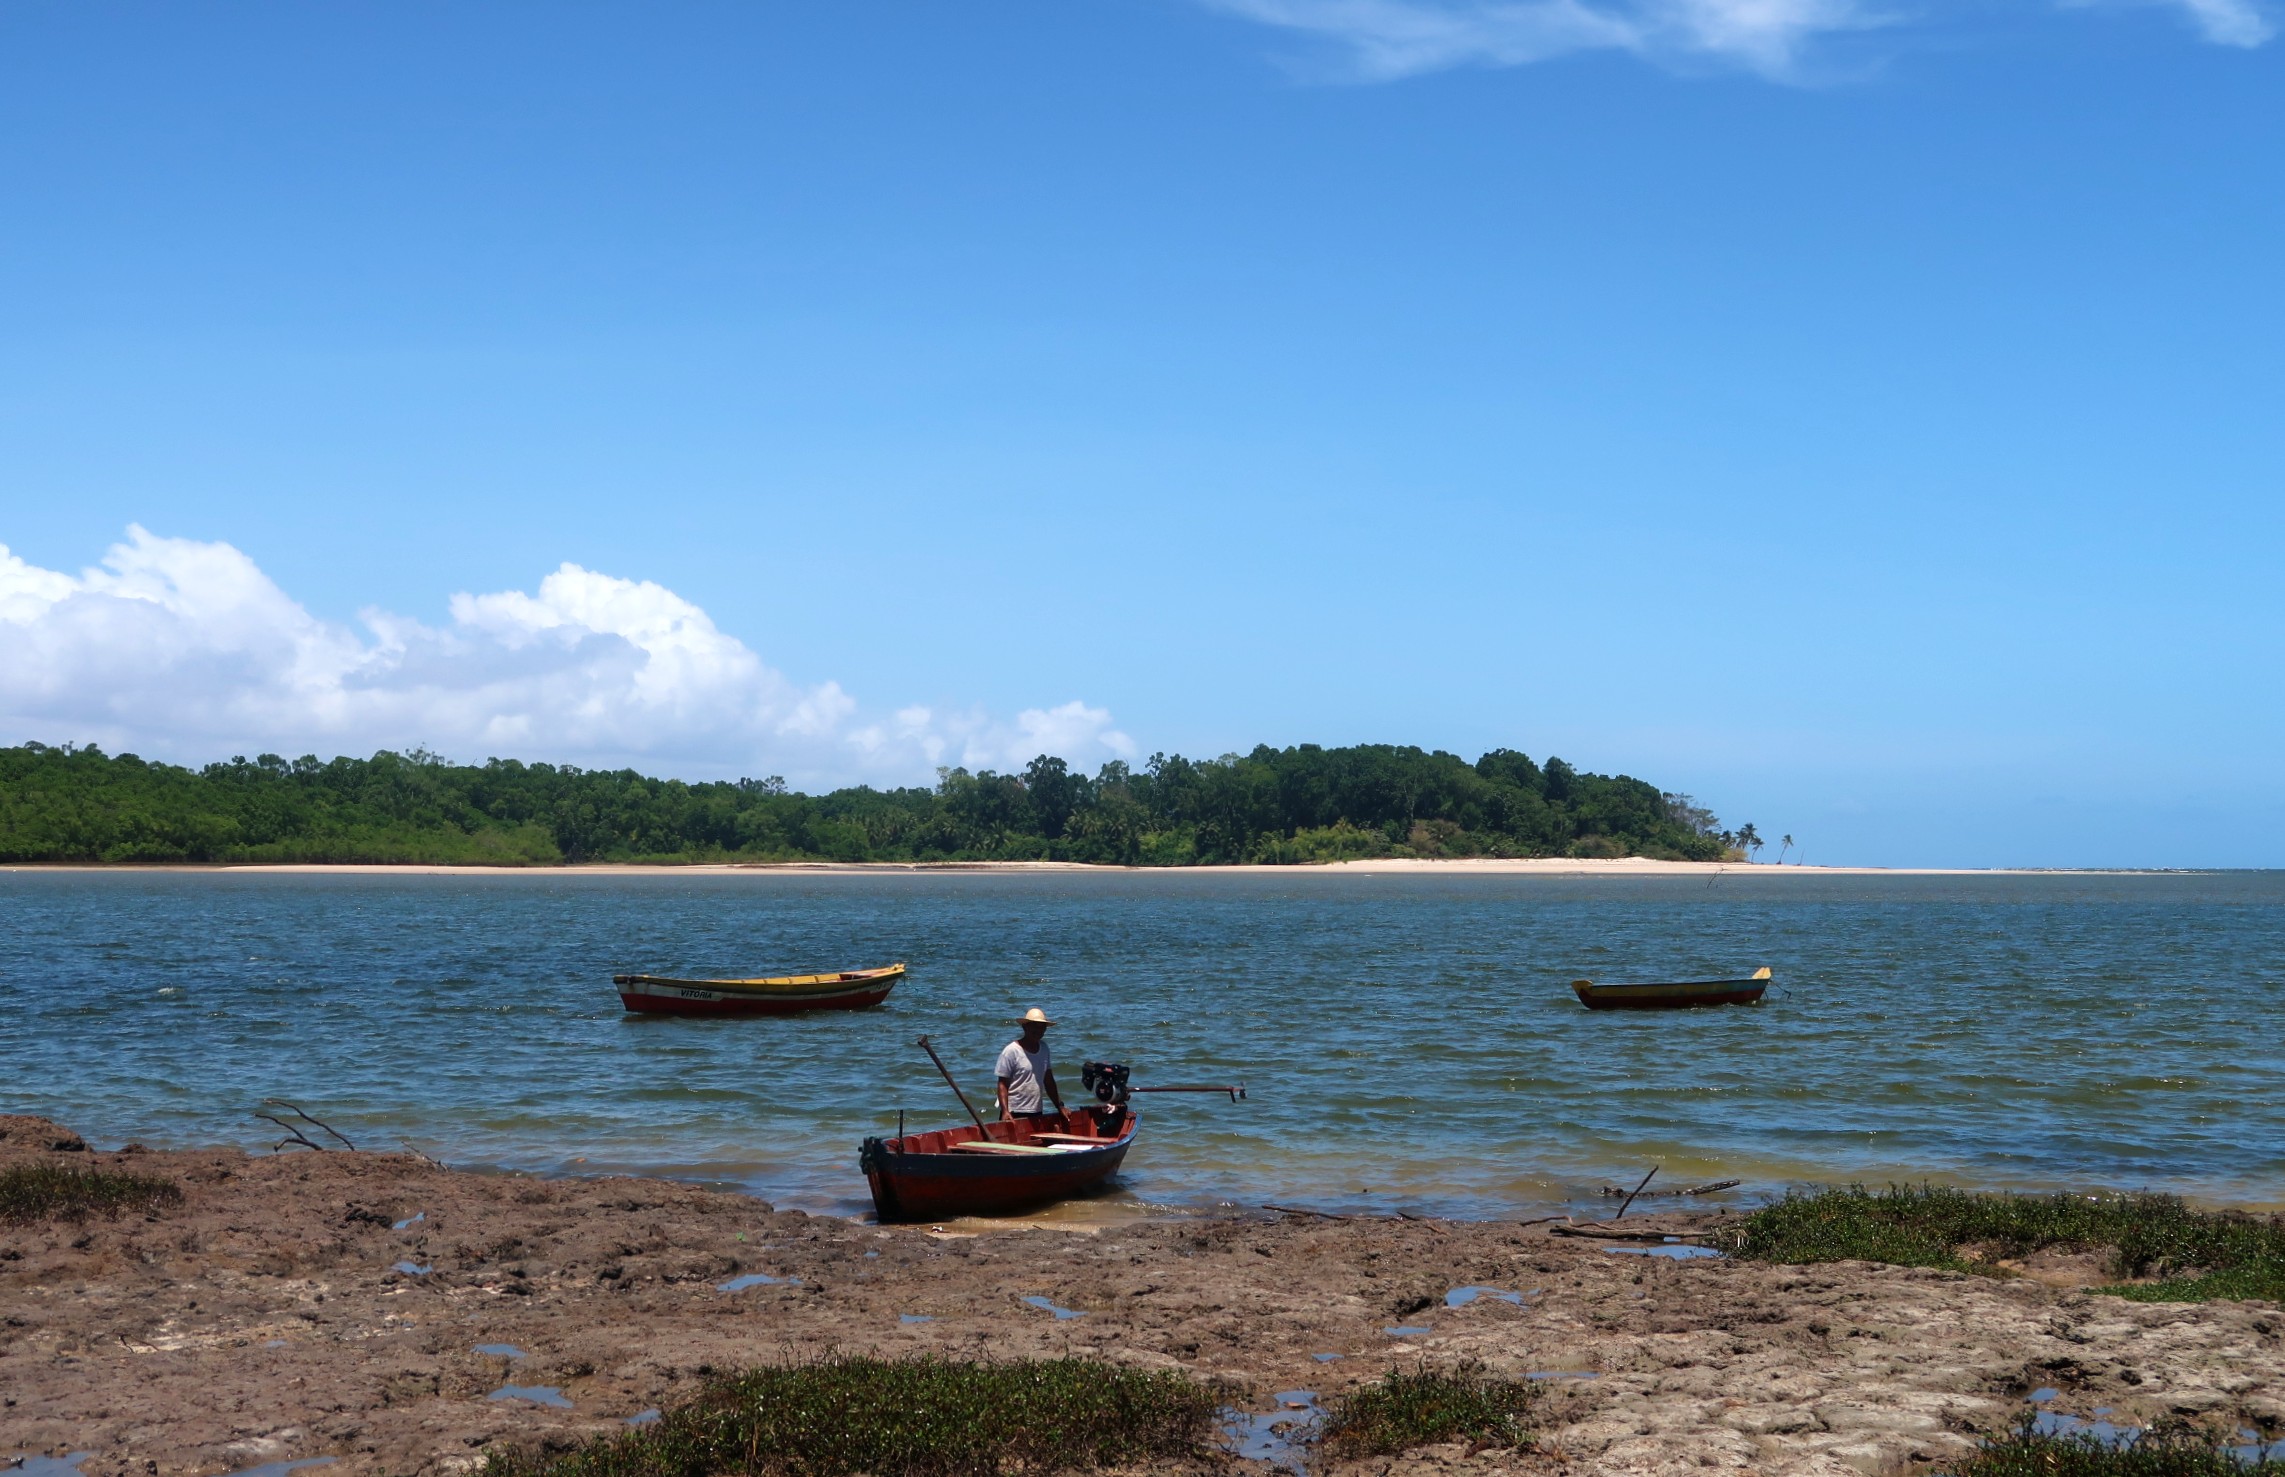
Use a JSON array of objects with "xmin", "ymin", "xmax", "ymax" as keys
[
  {"xmin": 474, "ymin": 1357, "xmax": 1545, "ymax": 1476},
  {"xmin": 468, "ymin": 1351, "xmax": 2273, "ymax": 1475},
  {"xmin": 0, "ymin": 739, "xmax": 1739, "ymax": 866},
  {"xmin": 1718, "ymin": 1185, "xmax": 2285, "ymax": 1303},
  {"xmin": 1320, "ymin": 1363, "xmax": 1540, "ymax": 1457},
  {"xmin": 0, "ymin": 1161, "xmax": 183, "ymax": 1223},
  {"xmin": 474, "ymin": 1355, "xmax": 1221, "ymax": 1477},
  {"xmin": 1958, "ymin": 1418, "xmax": 2281, "ymax": 1475}
]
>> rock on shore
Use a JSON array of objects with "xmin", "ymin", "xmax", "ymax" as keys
[{"xmin": 3, "ymin": 1116, "xmax": 2279, "ymax": 1476}]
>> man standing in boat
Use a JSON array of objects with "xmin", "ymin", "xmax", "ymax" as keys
[{"xmin": 996, "ymin": 1008, "xmax": 1065, "ymax": 1121}]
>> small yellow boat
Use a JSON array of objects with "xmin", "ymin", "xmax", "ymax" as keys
[{"xmin": 613, "ymin": 962, "xmax": 906, "ymax": 1016}]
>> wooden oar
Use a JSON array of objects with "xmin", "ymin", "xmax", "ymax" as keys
[{"xmin": 917, "ymin": 1035, "xmax": 990, "ymax": 1135}]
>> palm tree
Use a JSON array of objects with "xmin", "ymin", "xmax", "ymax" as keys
[
  {"xmin": 1777, "ymin": 833, "xmax": 1794, "ymax": 865},
  {"xmin": 1736, "ymin": 821, "xmax": 1762, "ymax": 859}
]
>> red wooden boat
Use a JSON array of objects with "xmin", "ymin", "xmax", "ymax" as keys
[
  {"xmin": 613, "ymin": 962, "xmax": 905, "ymax": 1016},
  {"xmin": 860, "ymin": 1105, "xmax": 1137, "ymax": 1223}
]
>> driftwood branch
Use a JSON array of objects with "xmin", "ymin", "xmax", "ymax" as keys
[
  {"xmin": 1599, "ymin": 1176, "xmax": 1742, "ymax": 1199},
  {"xmin": 1610, "ymin": 1165, "xmax": 1659, "ymax": 1221},
  {"xmin": 256, "ymin": 1116, "xmax": 326, "ymax": 1153},
  {"xmin": 1263, "ymin": 1204, "xmax": 1351, "ymax": 1221},
  {"xmin": 398, "ymin": 1139, "xmax": 447, "ymax": 1169},
  {"xmin": 254, "ymin": 1100, "xmax": 356, "ymax": 1152},
  {"xmin": 1550, "ymin": 1225, "xmax": 1708, "ymax": 1243},
  {"xmin": 1600, "ymin": 1177, "xmax": 1741, "ymax": 1195}
]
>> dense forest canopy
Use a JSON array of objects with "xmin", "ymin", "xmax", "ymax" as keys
[{"xmin": 0, "ymin": 741, "xmax": 1745, "ymax": 865}]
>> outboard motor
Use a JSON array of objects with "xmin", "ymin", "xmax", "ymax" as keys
[{"xmin": 1080, "ymin": 1060, "xmax": 1131, "ymax": 1105}]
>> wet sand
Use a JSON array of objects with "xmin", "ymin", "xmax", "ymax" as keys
[{"xmin": 6, "ymin": 1117, "xmax": 2279, "ymax": 1477}]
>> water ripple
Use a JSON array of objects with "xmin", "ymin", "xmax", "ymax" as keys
[{"xmin": 4, "ymin": 870, "xmax": 2281, "ymax": 1217}]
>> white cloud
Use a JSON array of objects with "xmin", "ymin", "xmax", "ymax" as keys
[
  {"xmin": 1205, "ymin": 0, "xmax": 2268, "ymax": 80},
  {"xmin": 2161, "ymin": 0, "xmax": 2272, "ymax": 43},
  {"xmin": 1210, "ymin": 0, "xmax": 1646, "ymax": 77},
  {"xmin": 1012, "ymin": 701, "xmax": 1135, "ymax": 769},
  {"xmin": 0, "ymin": 527, "xmax": 1136, "ymax": 788},
  {"xmin": 2054, "ymin": 0, "xmax": 2273, "ymax": 43},
  {"xmin": 1204, "ymin": 0, "xmax": 1879, "ymax": 79}
]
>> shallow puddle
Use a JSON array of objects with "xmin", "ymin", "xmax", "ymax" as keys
[
  {"xmin": 1445, "ymin": 1285, "xmax": 1530, "ymax": 1307},
  {"xmin": 1382, "ymin": 1325, "xmax": 1430, "ymax": 1336},
  {"xmin": 5, "ymin": 1455, "xmax": 92, "ymax": 1477},
  {"xmin": 392, "ymin": 1212, "xmax": 424, "ymax": 1230},
  {"xmin": 1528, "ymin": 1370, "xmax": 1600, "ymax": 1381},
  {"xmin": 391, "ymin": 1261, "xmax": 432, "ymax": 1276},
  {"xmin": 474, "ymin": 1344, "xmax": 526, "ymax": 1359},
  {"xmin": 490, "ymin": 1385, "xmax": 574, "ymax": 1409},
  {"xmin": 2235, "ymin": 1428, "xmax": 2285, "ymax": 1462},
  {"xmin": 2020, "ymin": 1396, "xmax": 2282, "ymax": 1464},
  {"xmin": 1310, "ymin": 1352, "xmax": 1342, "ymax": 1363},
  {"xmin": 1021, "ymin": 1295, "xmax": 1085, "ymax": 1319},
  {"xmin": 625, "ymin": 1410, "xmax": 661, "ymax": 1427},
  {"xmin": 1603, "ymin": 1243, "xmax": 1722, "ymax": 1260},
  {"xmin": 2030, "ymin": 1409, "xmax": 2135, "ymax": 1444},
  {"xmin": 717, "ymin": 1274, "xmax": 787, "ymax": 1291},
  {"xmin": 1218, "ymin": 1390, "xmax": 1321, "ymax": 1473},
  {"xmin": 2027, "ymin": 1389, "xmax": 2132, "ymax": 1447},
  {"xmin": 899, "ymin": 1314, "xmax": 934, "ymax": 1323}
]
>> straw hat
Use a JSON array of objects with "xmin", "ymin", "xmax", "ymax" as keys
[{"xmin": 1017, "ymin": 1008, "xmax": 1054, "ymax": 1026}]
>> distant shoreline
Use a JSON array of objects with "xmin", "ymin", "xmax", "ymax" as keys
[{"xmin": 2, "ymin": 857, "xmax": 2175, "ymax": 877}]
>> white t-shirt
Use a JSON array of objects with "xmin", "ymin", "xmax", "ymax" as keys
[{"xmin": 995, "ymin": 1039, "xmax": 1053, "ymax": 1114}]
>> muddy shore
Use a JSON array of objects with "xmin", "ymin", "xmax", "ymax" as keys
[{"xmin": 6, "ymin": 1116, "xmax": 2280, "ymax": 1477}]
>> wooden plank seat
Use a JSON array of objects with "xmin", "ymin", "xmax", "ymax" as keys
[
  {"xmin": 1030, "ymin": 1133, "xmax": 1104, "ymax": 1144},
  {"xmin": 947, "ymin": 1141, "xmax": 1071, "ymax": 1155}
]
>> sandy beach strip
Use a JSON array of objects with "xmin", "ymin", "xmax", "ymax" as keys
[
  {"xmin": 2, "ymin": 858, "xmax": 2119, "ymax": 877},
  {"xmin": 4, "ymin": 1116, "xmax": 2277, "ymax": 1477}
]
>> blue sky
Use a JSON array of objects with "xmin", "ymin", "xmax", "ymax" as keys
[{"xmin": 1, "ymin": 1, "xmax": 2279, "ymax": 866}]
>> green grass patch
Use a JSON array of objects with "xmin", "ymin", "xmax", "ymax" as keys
[
  {"xmin": 0, "ymin": 1161, "xmax": 183, "ymax": 1222},
  {"xmin": 1711, "ymin": 1186, "xmax": 2285, "ymax": 1303},
  {"xmin": 476, "ymin": 1355, "xmax": 1222, "ymax": 1477},
  {"xmin": 1952, "ymin": 1415, "xmax": 2280, "ymax": 1474},
  {"xmin": 1319, "ymin": 1363, "xmax": 1539, "ymax": 1458}
]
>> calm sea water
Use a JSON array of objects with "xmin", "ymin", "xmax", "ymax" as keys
[{"xmin": 4, "ymin": 869, "xmax": 2281, "ymax": 1220}]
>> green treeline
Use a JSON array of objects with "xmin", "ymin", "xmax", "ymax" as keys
[{"xmin": 0, "ymin": 741, "xmax": 1737, "ymax": 866}]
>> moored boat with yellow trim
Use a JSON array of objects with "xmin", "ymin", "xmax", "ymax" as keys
[{"xmin": 613, "ymin": 962, "xmax": 906, "ymax": 1016}]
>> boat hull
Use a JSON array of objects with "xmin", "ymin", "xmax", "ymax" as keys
[
  {"xmin": 615, "ymin": 963, "xmax": 904, "ymax": 1016},
  {"xmin": 863, "ymin": 1109, "xmax": 1136, "ymax": 1223},
  {"xmin": 1571, "ymin": 973, "xmax": 1770, "ymax": 1010}
]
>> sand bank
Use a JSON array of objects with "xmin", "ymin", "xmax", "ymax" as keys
[
  {"xmin": 7, "ymin": 858, "xmax": 2079, "ymax": 877},
  {"xmin": 5, "ymin": 1117, "xmax": 2276, "ymax": 1477}
]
